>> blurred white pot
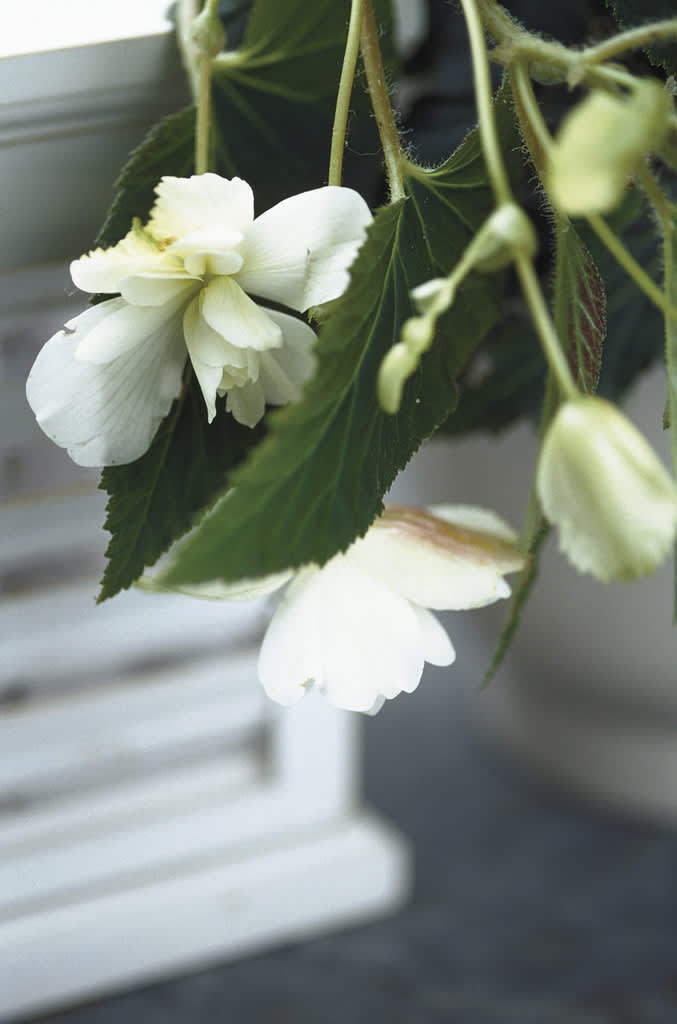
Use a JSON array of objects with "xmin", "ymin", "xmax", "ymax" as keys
[{"xmin": 391, "ymin": 365, "xmax": 677, "ymax": 822}]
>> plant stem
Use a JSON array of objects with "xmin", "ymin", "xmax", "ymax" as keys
[
  {"xmin": 510, "ymin": 60, "xmax": 552, "ymax": 173},
  {"xmin": 458, "ymin": 0, "xmax": 511, "ymax": 205},
  {"xmin": 587, "ymin": 212, "xmax": 677, "ymax": 324},
  {"xmin": 516, "ymin": 258, "xmax": 578, "ymax": 400},
  {"xmin": 329, "ymin": 0, "xmax": 365, "ymax": 187},
  {"xmin": 360, "ymin": 0, "xmax": 405, "ymax": 201},
  {"xmin": 582, "ymin": 19, "xmax": 677, "ymax": 64},
  {"xmin": 195, "ymin": 57, "xmax": 212, "ymax": 174},
  {"xmin": 460, "ymin": 0, "xmax": 577, "ymax": 399}
]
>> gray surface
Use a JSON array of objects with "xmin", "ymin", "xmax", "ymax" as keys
[{"xmin": 29, "ymin": 648, "xmax": 677, "ymax": 1024}]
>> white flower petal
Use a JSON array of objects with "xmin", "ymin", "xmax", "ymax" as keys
[
  {"xmin": 148, "ymin": 174, "xmax": 254, "ymax": 243},
  {"xmin": 258, "ymin": 558, "xmax": 428, "ymax": 713},
  {"xmin": 26, "ymin": 300, "xmax": 186, "ymax": 466},
  {"xmin": 168, "ymin": 227, "xmax": 245, "ymax": 277},
  {"xmin": 258, "ymin": 567, "xmax": 325, "ymax": 707},
  {"xmin": 537, "ymin": 397, "xmax": 677, "ymax": 581},
  {"xmin": 412, "ymin": 605, "xmax": 455, "ymax": 667},
  {"xmin": 74, "ymin": 290, "xmax": 193, "ymax": 364},
  {"xmin": 346, "ymin": 504, "xmax": 524, "ymax": 610},
  {"xmin": 201, "ymin": 278, "xmax": 283, "ymax": 351},
  {"xmin": 183, "ymin": 296, "xmax": 228, "ymax": 423},
  {"xmin": 236, "ymin": 186, "xmax": 372, "ymax": 312},
  {"xmin": 258, "ymin": 307, "xmax": 317, "ymax": 405},
  {"xmin": 226, "ymin": 379, "xmax": 266, "ymax": 427},
  {"xmin": 120, "ymin": 273, "xmax": 200, "ymax": 307},
  {"xmin": 429, "ymin": 504, "xmax": 519, "ymax": 545},
  {"xmin": 70, "ymin": 222, "xmax": 183, "ymax": 295}
]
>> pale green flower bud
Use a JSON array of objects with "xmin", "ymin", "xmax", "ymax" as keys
[
  {"xmin": 547, "ymin": 81, "xmax": 673, "ymax": 215},
  {"xmin": 378, "ymin": 341, "xmax": 419, "ymax": 413},
  {"xmin": 189, "ymin": 5, "xmax": 226, "ymax": 58},
  {"xmin": 468, "ymin": 203, "xmax": 538, "ymax": 271},
  {"xmin": 537, "ymin": 397, "xmax": 677, "ymax": 582}
]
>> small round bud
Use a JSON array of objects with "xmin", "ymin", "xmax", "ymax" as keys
[
  {"xmin": 411, "ymin": 277, "xmax": 452, "ymax": 316},
  {"xmin": 189, "ymin": 7, "xmax": 225, "ymax": 58},
  {"xmin": 471, "ymin": 203, "xmax": 538, "ymax": 271},
  {"xmin": 401, "ymin": 315, "xmax": 433, "ymax": 354},
  {"xmin": 378, "ymin": 342, "xmax": 419, "ymax": 414}
]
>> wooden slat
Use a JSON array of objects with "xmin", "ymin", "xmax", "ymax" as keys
[{"xmin": 0, "ymin": 651, "xmax": 265, "ymax": 803}]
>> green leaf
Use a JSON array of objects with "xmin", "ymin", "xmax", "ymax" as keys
[
  {"xmin": 211, "ymin": 0, "xmax": 394, "ymax": 211},
  {"xmin": 553, "ymin": 217, "xmax": 606, "ymax": 394},
  {"xmin": 438, "ymin": 312, "xmax": 545, "ymax": 437},
  {"xmin": 161, "ymin": 120, "xmax": 511, "ymax": 587},
  {"xmin": 482, "ymin": 522, "xmax": 549, "ymax": 687},
  {"xmin": 579, "ymin": 189, "xmax": 664, "ymax": 401},
  {"xmin": 605, "ymin": 0, "xmax": 677, "ymax": 77},
  {"xmin": 97, "ymin": 108, "xmax": 196, "ymax": 248},
  {"xmin": 98, "ymin": 375, "xmax": 264, "ymax": 602}
]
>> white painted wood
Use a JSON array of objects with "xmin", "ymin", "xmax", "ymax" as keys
[{"xmin": 1, "ymin": 815, "xmax": 410, "ymax": 1023}]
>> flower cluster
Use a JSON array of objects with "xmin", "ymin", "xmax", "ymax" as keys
[
  {"xmin": 158, "ymin": 504, "xmax": 526, "ymax": 713},
  {"xmin": 26, "ymin": 174, "xmax": 372, "ymax": 466}
]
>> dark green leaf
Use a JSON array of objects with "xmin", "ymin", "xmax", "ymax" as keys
[
  {"xmin": 161, "ymin": 117, "xmax": 511, "ymax": 587},
  {"xmin": 97, "ymin": 108, "xmax": 196, "ymax": 248},
  {"xmin": 605, "ymin": 0, "xmax": 677, "ymax": 78},
  {"xmin": 578, "ymin": 189, "xmax": 664, "ymax": 401},
  {"xmin": 554, "ymin": 218, "xmax": 606, "ymax": 394},
  {"xmin": 211, "ymin": 0, "xmax": 394, "ymax": 212},
  {"xmin": 98, "ymin": 375, "xmax": 264, "ymax": 601},
  {"xmin": 482, "ymin": 522, "xmax": 548, "ymax": 687},
  {"xmin": 438, "ymin": 311, "xmax": 545, "ymax": 437}
]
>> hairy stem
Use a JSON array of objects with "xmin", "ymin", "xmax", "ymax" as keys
[{"xmin": 360, "ymin": 0, "xmax": 405, "ymax": 201}]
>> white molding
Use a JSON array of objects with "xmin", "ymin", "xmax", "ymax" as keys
[{"xmin": 1, "ymin": 815, "xmax": 410, "ymax": 1023}]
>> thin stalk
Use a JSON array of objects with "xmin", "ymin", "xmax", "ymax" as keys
[
  {"xmin": 458, "ymin": 0, "xmax": 511, "ymax": 205},
  {"xmin": 582, "ymin": 19, "xmax": 677, "ymax": 65},
  {"xmin": 461, "ymin": 0, "xmax": 577, "ymax": 399},
  {"xmin": 588, "ymin": 213, "xmax": 677, "ymax": 324},
  {"xmin": 360, "ymin": 0, "xmax": 405, "ymax": 201},
  {"xmin": 329, "ymin": 0, "xmax": 365, "ymax": 186},
  {"xmin": 516, "ymin": 258, "xmax": 578, "ymax": 400},
  {"xmin": 195, "ymin": 57, "xmax": 212, "ymax": 174}
]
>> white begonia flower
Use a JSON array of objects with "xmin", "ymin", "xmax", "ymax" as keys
[
  {"xmin": 157, "ymin": 503, "xmax": 525, "ymax": 714},
  {"xmin": 537, "ymin": 397, "xmax": 677, "ymax": 582},
  {"xmin": 26, "ymin": 175, "xmax": 373, "ymax": 467}
]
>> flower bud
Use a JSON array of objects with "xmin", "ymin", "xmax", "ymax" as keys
[
  {"xmin": 467, "ymin": 203, "xmax": 538, "ymax": 271},
  {"xmin": 189, "ymin": 5, "xmax": 225, "ymax": 58},
  {"xmin": 547, "ymin": 81, "xmax": 673, "ymax": 215},
  {"xmin": 537, "ymin": 397, "xmax": 677, "ymax": 582}
]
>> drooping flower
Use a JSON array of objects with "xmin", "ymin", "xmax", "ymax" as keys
[
  {"xmin": 26, "ymin": 175, "xmax": 373, "ymax": 467},
  {"xmin": 546, "ymin": 80, "xmax": 672, "ymax": 216},
  {"xmin": 537, "ymin": 397, "xmax": 677, "ymax": 582},
  {"xmin": 153, "ymin": 504, "xmax": 525, "ymax": 714}
]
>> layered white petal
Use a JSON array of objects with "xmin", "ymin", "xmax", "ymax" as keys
[
  {"xmin": 148, "ymin": 174, "xmax": 254, "ymax": 243},
  {"xmin": 201, "ymin": 277, "xmax": 283, "ymax": 351},
  {"xmin": 74, "ymin": 289, "xmax": 194, "ymax": 364},
  {"xmin": 258, "ymin": 567, "xmax": 325, "ymax": 707},
  {"xmin": 346, "ymin": 505, "xmax": 525, "ymax": 610},
  {"xmin": 26, "ymin": 298, "xmax": 186, "ymax": 467},
  {"xmin": 120, "ymin": 273, "xmax": 201, "ymax": 307},
  {"xmin": 412, "ymin": 605, "xmax": 456, "ymax": 666},
  {"xmin": 226, "ymin": 379, "xmax": 266, "ymax": 427},
  {"xmin": 235, "ymin": 186, "xmax": 372, "ymax": 312},
  {"xmin": 258, "ymin": 557, "xmax": 444, "ymax": 714},
  {"xmin": 258, "ymin": 308, "xmax": 317, "ymax": 405},
  {"xmin": 71, "ymin": 222, "xmax": 186, "ymax": 295}
]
